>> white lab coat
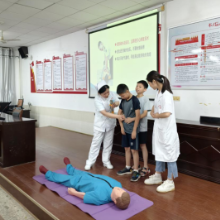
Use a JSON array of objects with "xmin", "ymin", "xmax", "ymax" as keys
[
  {"xmin": 152, "ymin": 90, "xmax": 180, "ymax": 162},
  {"xmin": 86, "ymin": 92, "xmax": 119, "ymax": 166}
]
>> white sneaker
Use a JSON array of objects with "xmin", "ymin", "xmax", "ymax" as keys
[
  {"xmin": 103, "ymin": 162, "xmax": 113, "ymax": 169},
  {"xmin": 144, "ymin": 174, "xmax": 162, "ymax": 185},
  {"xmin": 84, "ymin": 164, "xmax": 91, "ymax": 170},
  {"xmin": 156, "ymin": 180, "xmax": 175, "ymax": 193}
]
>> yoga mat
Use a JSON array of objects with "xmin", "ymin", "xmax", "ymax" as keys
[{"xmin": 33, "ymin": 168, "xmax": 153, "ymax": 220}]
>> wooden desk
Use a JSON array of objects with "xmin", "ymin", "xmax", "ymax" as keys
[
  {"xmin": 112, "ymin": 118, "xmax": 220, "ymax": 183},
  {"xmin": 7, "ymin": 109, "xmax": 30, "ymax": 118},
  {"xmin": 0, "ymin": 113, "xmax": 37, "ymax": 168}
]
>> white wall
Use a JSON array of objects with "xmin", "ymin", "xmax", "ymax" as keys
[
  {"xmin": 19, "ymin": 0, "xmax": 220, "ymax": 135},
  {"xmin": 163, "ymin": 0, "xmax": 220, "ymax": 120},
  {"xmin": 20, "ymin": 30, "xmax": 94, "ymax": 112}
]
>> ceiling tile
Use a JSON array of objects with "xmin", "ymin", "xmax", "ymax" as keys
[
  {"xmin": 58, "ymin": 0, "xmax": 96, "ymax": 10},
  {"xmin": 18, "ymin": 34, "xmax": 40, "ymax": 41},
  {"xmin": 131, "ymin": 0, "xmax": 151, "ymax": 3},
  {"xmin": 140, "ymin": 0, "xmax": 163, "ymax": 7},
  {"xmin": 0, "ymin": 17, "xmax": 20, "ymax": 26},
  {"xmin": 88, "ymin": 0, "xmax": 107, "ymax": 3},
  {"xmin": 23, "ymin": 17, "xmax": 52, "ymax": 26},
  {"xmin": 45, "ymin": 22, "xmax": 72, "ymax": 30},
  {"xmin": 44, "ymin": 0, "xmax": 61, "ymax": 3},
  {"xmin": 1, "ymin": 0, "xmax": 19, "ymax": 3},
  {"xmin": 17, "ymin": 0, "xmax": 54, "ymax": 10},
  {"xmin": 121, "ymin": 4, "xmax": 146, "ymax": 14},
  {"xmin": 0, "ymin": 24, "xmax": 13, "ymax": 31},
  {"xmin": 0, "ymin": 11, "xmax": 30, "ymax": 21},
  {"xmin": 103, "ymin": 11, "xmax": 126, "ymax": 20},
  {"xmin": 0, "ymin": 1, "xmax": 13, "ymax": 13},
  {"xmin": 2, "ymin": 31, "xmax": 20, "ymax": 38},
  {"xmin": 16, "ymin": 22, "xmax": 42, "ymax": 30},
  {"xmin": 100, "ymin": 0, "xmax": 137, "ymax": 11},
  {"xmin": 68, "ymin": 11, "xmax": 99, "ymax": 22},
  {"xmin": 27, "ymin": 30, "xmax": 50, "ymax": 37},
  {"xmin": 6, "ymin": 26, "xmax": 31, "ymax": 34},
  {"xmin": 33, "ymin": 11, "xmax": 65, "ymax": 22},
  {"xmin": 44, "ymin": 4, "xmax": 78, "ymax": 16},
  {"xmin": 84, "ymin": 4, "xmax": 116, "ymax": 16},
  {"xmin": 36, "ymin": 26, "xmax": 59, "ymax": 34},
  {"xmin": 7, "ymin": 4, "xmax": 40, "ymax": 16},
  {"xmin": 57, "ymin": 17, "xmax": 85, "ymax": 26}
]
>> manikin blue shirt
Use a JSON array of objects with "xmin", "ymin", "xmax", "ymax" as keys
[{"xmin": 80, "ymin": 173, "xmax": 122, "ymax": 205}]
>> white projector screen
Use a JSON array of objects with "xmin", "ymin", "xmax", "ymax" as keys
[{"xmin": 89, "ymin": 13, "xmax": 158, "ymax": 99}]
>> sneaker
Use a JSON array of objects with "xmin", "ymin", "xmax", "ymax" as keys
[
  {"xmin": 131, "ymin": 164, "xmax": 141, "ymax": 171},
  {"xmin": 144, "ymin": 174, "xmax": 162, "ymax": 185},
  {"xmin": 156, "ymin": 180, "xmax": 175, "ymax": 193},
  {"xmin": 103, "ymin": 163, "xmax": 113, "ymax": 169},
  {"xmin": 117, "ymin": 167, "xmax": 132, "ymax": 175},
  {"xmin": 84, "ymin": 164, "xmax": 91, "ymax": 170},
  {"xmin": 140, "ymin": 167, "xmax": 151, "ymax": 177},
  {"xmin": 130, "ymin": 171, "xmax": 141, "ymax": 182}
]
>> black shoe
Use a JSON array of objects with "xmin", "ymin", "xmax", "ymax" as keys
[
  {"xmin": 131, "ymin": 165, "xmax": 141, "ymax": 171},
  {"xmin": 117, "ymin": 167, "xmax": 132, "ymax": 175},
  {"xmin": 130, "ymin": 171, "xmax": 141, "ymax": 182}
]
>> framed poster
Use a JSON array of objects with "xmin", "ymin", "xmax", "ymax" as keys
[{"xmin": 168, "ymin": 16, "xmax": 220, "ymax": 89}]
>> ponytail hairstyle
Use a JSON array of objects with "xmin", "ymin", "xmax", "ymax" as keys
[{"xmin": 146, "ymin": 70, "xmax": 173, "ymax": 94}]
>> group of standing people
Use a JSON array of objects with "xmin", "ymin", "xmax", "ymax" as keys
[{"xmin": 85, "ymin": 70, "xmax": 180, "ymax": 194}]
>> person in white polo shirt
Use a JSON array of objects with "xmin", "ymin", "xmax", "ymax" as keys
[{"xmin": 85, "ymin": 80, "xmax": 125, "ymax": 170}]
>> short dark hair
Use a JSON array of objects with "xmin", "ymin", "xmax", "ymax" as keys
[
  {"xmin": 137, "ymin": 80, "xmax": 148, "ymax": 89},
  {"xmin": 98, "ymin": 85, "xmax": 109, "ymax": 94},
  {"xmin": 116, "ymin": 192, "xmax": 130, "ymax": 210},
  {"xmin": 117, "ymin": 84, "xmax": 129, "ymax": 94}
]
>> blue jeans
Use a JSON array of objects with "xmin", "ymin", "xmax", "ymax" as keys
[{"xmin": 155, "ymin": 161, "xmax": 178, "ymax": 179}]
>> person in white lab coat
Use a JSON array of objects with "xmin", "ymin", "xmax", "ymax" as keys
[
  {"xmin": 144, "ymin": 70, "xmax": 180, "ymax": 193},
  {"xmin": 85, "ymin": 80, "xmax": 125, "ymax": 170}
]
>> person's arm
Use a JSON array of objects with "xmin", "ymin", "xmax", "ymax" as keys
[
  {"xmin": 100, "ymin": 110, "xmax": 124, "ymax": 121},
  {"xmin": 150, "ymin": 106, "xmax": 155, "ymax": 118},
  {"xmin": 68, "ymin": 188, "xmax": 85, "ymax": 199},
  {"xmin": 118, "ymin": 109, "xmax": 125, "ymax": 135},
  {"xmin": 125, "ymin": 110, "xmax": 148, "ymax": 124},
  {"xmin": 131, "ymin": 109, "xmax": 140, "ymax": 139},
  {"xmin": 152, "ymin": 112, "xmax": 171, "ymax": 119}
]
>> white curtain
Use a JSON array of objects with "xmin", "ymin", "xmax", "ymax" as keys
[{"xmin": 0, "ymin": 47, "xmax": 16, "ymax": 104}]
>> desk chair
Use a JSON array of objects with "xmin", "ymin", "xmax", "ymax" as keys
[
  {"xmin": 12, "ymin": 108, "xmax": 23, "ymax": 118},
  {"xmin": 9, "ymin": 99, "xmax": 23, "ymax": 110}
]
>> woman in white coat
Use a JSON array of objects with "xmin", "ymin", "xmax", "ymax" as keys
[
  {"xmin": 144, "ymin": 71, "xmax": 180, "ymax": 193},
  {"xmin": 85, "ymin": 80, "xmax": 124, "ymax": 170}
]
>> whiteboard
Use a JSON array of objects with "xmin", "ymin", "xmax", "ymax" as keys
[{"xmin": 168, "ymin": 17, "xmax": 220, "ymax": 90}]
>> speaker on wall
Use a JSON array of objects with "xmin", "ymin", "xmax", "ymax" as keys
[{"xmin": 18, "ymin": 46, "xmax": 28, "ymax": 59}]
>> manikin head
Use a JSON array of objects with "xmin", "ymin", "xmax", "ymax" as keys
[{"xmin": 111, "ymin": 187, "xmax": 130, "ymax": 210}]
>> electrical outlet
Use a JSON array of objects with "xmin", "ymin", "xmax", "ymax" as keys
[{"xmin": 173, "ymin": 96, "xmax": 180, "ymax": 101}]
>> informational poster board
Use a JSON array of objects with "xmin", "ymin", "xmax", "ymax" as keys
[
  {"xmin": 63, "ymin": 54, "xmax": 74, "ymax": 90},
  {"xmin": 53, "ymin": 56, "xmax": 62, "ymax": 90},
  {"xmin": 30, "ymin": 53, "xmax": 87, "ymax": 94},
  {"xmin": 36, "ymin": 60, "xmax": 44, "ymax": 91},
  {"xmin": 75, "ymin": 51, "xmax": 87, "ymax": 91},
  {"xmin": 168, "ymin": 17, "xmax": 220, "ymax": 89},
  {"xmin": 44, "ymin": 59, "xmax": 52, "ymax": 91}
]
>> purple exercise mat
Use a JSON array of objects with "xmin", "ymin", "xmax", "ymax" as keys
[{"xmin": 33, "ymin": 168, "xmax": 153, "ymax": 220}]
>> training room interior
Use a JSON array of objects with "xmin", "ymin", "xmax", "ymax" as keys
[{"xmin": 0, "ymin": 0, "xmax": 220, "ymax": 219}]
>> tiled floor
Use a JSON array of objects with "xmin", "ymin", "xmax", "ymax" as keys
[{"xmin": 0, "ymin": 186, "xmax": 37, "ymax": 220}]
